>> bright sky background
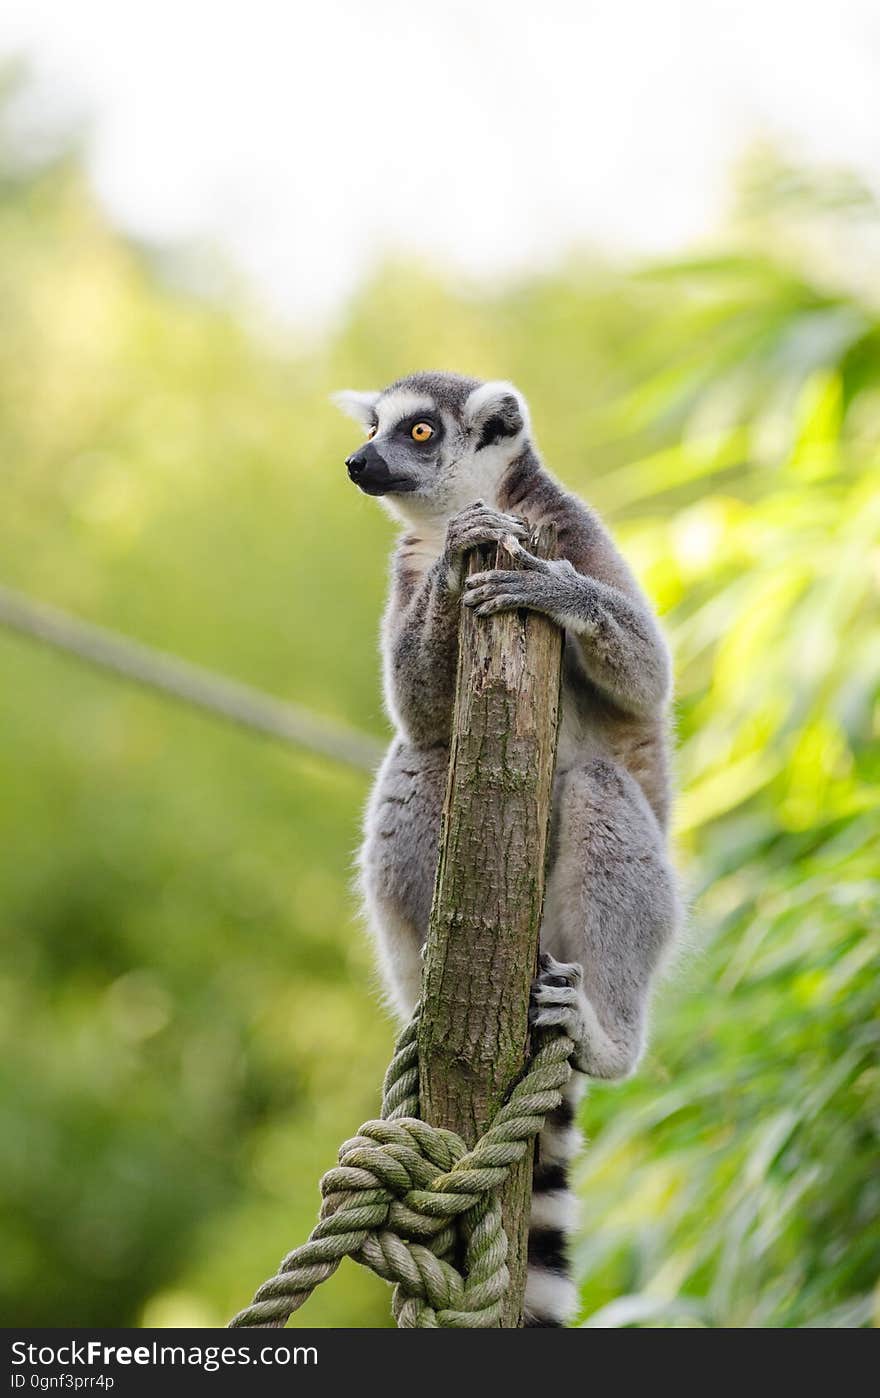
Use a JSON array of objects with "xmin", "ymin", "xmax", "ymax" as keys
[{"xmin": 2, "ymin": 0, "xmax": 879, "ymax": 324}]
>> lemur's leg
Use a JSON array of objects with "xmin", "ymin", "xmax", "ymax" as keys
[
  {"xmin": 358, "ymin": 740, "xmax": 448, "ymax": 1020},
  {"xmin": 463, "ymin": 540, "xmax": 671, "ymax": 718},
  {"xmin": 534, "ymin": 758, "xmax": 679, "ymax": 1078}
]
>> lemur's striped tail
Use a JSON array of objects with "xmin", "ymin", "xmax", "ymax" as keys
[{"xmin": 524, "ymin": 1073, "xmax": 585, "ymax": 1327}]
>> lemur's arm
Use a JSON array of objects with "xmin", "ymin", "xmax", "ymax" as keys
[
  {"xmin": 385, "ymin": 502, "xmax": 528, "ymax": 745},
  {"xmin": 463, "ymin": 538, "xmax": 670, "ymax": 719}
]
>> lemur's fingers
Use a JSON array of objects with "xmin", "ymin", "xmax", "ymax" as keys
[
  {"xmin": 464, "ymin": 568, "xmax": 531, "ymax": 592},
  {"xmin": 462, "ymin": 513, "xmax": 528, "ymax": 534},
  {"xmin": 452, "ymin": 527, "xmax": 527, "ymax": 556},
  {"xmin": 455, "ymin": 501, "xmax": 528, "ymax": 529},
  {"xmin": 464, "ymin": 570, "xmax": 547, "ymax": 603},
  {"xmin": 503, "ymin": 536, "xmax": 553, "ymax": 571},
  {"xmin": 471, "ymin": 594, "xmax": 522, "ymax": 617},
  {"xmin": 448, "ymin": 503, "xmax": 529, "ymax": 544},
  {"xmin": 468, "ymin": 500, "xmax": 527, "ymax": 523},
  {"xmin": 463, "ymin": 567, "xmax": 554, "ymax": 616},
  {"xmin": 462, "ymin": 579, "xmax": 518, "ymax": 606}
]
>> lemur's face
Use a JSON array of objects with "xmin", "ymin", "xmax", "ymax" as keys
[{"xmin": 333, "ymin": 372, "xmax": 530, "ymax": 522}]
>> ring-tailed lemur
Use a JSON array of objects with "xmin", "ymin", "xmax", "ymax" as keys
[{"xmin": 334, "ymin": 371, "xmax": 679, "ymax": 1327}]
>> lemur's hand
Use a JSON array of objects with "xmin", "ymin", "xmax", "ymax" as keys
[
  {"xmin": 442, "ymin": 502, "xmax": 529, "ymax": 593},
  {"xmin": 463, "ymin": 536, "xmax": 580, "ymax": 617},
  {"xmin": 444, "ymin": 501, "xmax": 529, "ymax": 559}
]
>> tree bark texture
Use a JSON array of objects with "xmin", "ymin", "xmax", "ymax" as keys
[{"xmin": 417, "ymin": 523, "xmax": 563, "ymax": 1328}]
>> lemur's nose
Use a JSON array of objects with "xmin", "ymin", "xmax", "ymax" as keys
[{"xmin": 346, "ymin": 451, "xmax": 368, "ymax": 477}]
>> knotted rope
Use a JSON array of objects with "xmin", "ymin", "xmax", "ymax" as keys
[{"xmin": 229, "ymin": 1006, "xmax": 574, "ymax": 1328}]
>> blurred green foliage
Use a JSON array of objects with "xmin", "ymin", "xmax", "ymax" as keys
[{"xmin": 0, "ymin": 84, "xmax": 877, "ymax": 1327}]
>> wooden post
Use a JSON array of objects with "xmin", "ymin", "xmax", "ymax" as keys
[{"xmin": 417, "ymin": 524, "xmax": 563, "ymax": 1328}]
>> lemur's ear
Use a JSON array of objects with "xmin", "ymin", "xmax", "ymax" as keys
[
  {"xmin": 464, "ymin": 381, "xmax": 530, "ymax": 450},
  {"xmin": 332, "ymin": 389, "xmax": 381, "ymax": 429}
]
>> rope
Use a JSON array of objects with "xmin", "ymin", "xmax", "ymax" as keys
[
  {"xmin": 228, "ymin": 1008, "xmax": 574, "ymax": 1329},
  {"xmin": 0, "ymin": 583, "xmax": 383, "ymax": 773}
]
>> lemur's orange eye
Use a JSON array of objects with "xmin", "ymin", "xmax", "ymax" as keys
[
  {"xmin": 411, "ymin": 422, "xmax": 433, "ymax": 442},
  {"xmin": 367, "ymin": 425, "xmax": 378, "ymax": 440}
]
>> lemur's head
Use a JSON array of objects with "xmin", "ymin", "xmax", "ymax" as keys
[{"xmin": 333, "ymin": 371, "xmax": 531, "ymax": 523}]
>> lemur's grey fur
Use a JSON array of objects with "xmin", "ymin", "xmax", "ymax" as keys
[{"xmin": 335, "ymin": 371, "xmax": 680, "ymax": 1326}]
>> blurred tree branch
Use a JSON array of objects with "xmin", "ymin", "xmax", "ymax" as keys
[{"xmin": 0, "ymin": 583, "xmax": 383, "ymax": 772}]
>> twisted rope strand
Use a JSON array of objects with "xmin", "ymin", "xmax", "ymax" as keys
[{"xmin": 228, "ymin": 1007, "xmax": 573, "ymax": 1329}]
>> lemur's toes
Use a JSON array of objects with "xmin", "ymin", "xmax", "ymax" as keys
[
  {"xmin": 531, "ymin": 954, "xmax": 581, "ymax": 1026},
  {"xmin": 537, "ymin": 952, "xmax": 583, "ymax": 988},
  {"xmin": 531, "ymin": 981, "xmax": 576, "ymax": 1008},
  {"xmin": 530, "ymin": 1005, "xmax": 575, "ymax": 1033},
  {"xmin": 530, "ymin": 955, "xmax": 587, "ymax": 1043}
]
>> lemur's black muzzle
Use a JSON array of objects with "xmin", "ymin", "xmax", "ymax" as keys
[{"xmin": 345, "ymin": 443, "xmax": 414, "ymax": 497}]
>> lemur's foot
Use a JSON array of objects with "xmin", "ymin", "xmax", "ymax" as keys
[
  {"xmin": 531, "ymin": 952, "xmax": 642, "ymax": 1079},
  {"xmin": 530, "ymin": 953, "xmax": 586, "ymax": 1044}
]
